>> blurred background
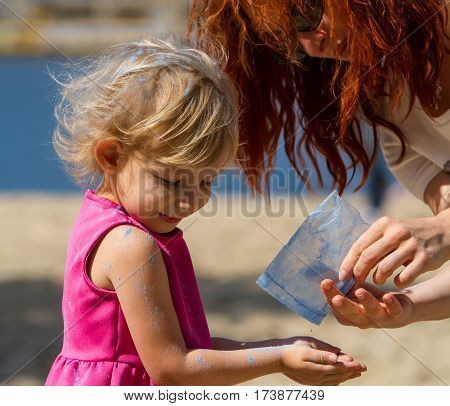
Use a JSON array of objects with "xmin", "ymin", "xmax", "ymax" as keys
[{"xmin": 0, "ymin": 0, "xmax": 449, "ymax": 386}]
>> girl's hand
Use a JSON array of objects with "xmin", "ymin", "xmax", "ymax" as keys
[
  {"xmin": 280, "ymin": 337, "xmax": 366, "ymax": 385},
  {"xmin": 339, "ymin": 213, "xmax": 450, "ymax": 288},
  {"xmin": 321, "ymin": 279, "xmax": 416, "ymax": 329}
]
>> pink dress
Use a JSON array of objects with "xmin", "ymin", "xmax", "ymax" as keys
[{"xmin": 45, "ymin": 189, "xmax": 212, "ymax": 386}]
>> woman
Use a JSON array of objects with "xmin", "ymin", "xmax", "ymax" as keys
[{"xmin": 188, "ymin": 0, "xmax": 450, "ymax": 328}]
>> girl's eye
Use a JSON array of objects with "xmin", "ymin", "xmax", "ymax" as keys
[
  {"xmin": 159, "ymin": 177, "xmax": 180, "ymax": 186},
  {"xmin": 201, "ymin": 180, "xmax": 213, "ymax": 187}
]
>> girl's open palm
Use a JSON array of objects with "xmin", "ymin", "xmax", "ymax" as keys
[{"xmin": 281, "ymin": 337, "xmax": 366, "ymax": 385}]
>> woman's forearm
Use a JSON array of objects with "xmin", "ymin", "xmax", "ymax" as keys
[
  {"xmin": 435, "ymin": 208, "xmax": 450, "ymax": 248},
  {"xmin": 424, "ymin": 171, "xmax": 450, "ymax": 215},
  {"xmin": 408, "ymin": 265, "xmax": 450, "ymax": 323}
]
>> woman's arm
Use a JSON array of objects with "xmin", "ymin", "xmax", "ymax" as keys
[
  {"xmin": 103, "ymin": 226, "xmax": 364, "ymax": 386},
  {"xmin": 410, "ymin": 265, "xmax": 450, "ymax": 322},
  {"xmin": 424, "ymin": 171, "xmax": 450, "ymax": 215}
]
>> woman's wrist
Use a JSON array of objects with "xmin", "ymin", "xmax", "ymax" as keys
[
  {"xmin": 397, "ymin": 288, "xmax": 423, "ymax": 325},
  {"xmin": 400, "ymin": 265, "xmax": 450, "ymax": 323},
  {"xmin": 435, "ymin": 208, "xmax": 450, "ymax": 249}
]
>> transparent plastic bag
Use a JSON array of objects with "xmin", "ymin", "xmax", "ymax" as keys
[{"xmin": 256, "ymin": 190, "xmax": 370, "ymax": 325}]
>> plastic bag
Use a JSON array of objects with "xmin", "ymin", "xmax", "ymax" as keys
[{"xmin": 256, "ymin": 190, "xmax": 370, "ymax": 325}]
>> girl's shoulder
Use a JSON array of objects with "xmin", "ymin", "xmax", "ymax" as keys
[{"xmin": 86, "ymin": 224, "xmax": 162, "ymax": 292}]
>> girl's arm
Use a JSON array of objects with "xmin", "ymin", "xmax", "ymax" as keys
[{"xmin": 103, "ymin": 226, "xmax": 364, "ymax": 386}]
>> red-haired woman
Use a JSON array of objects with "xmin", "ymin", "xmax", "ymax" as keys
[{"xmin": 189, "ymin": 0, "xmax": 450, "ymax": 328}]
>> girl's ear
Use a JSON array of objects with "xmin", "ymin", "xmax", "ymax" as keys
[{"xmin": 94, "ymin": 138, "xmax": 125, "ymax": 175}]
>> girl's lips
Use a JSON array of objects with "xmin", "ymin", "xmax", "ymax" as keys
[{"xmin": 158, "ymin": 212, "xmax": 181, "ymax": 223}]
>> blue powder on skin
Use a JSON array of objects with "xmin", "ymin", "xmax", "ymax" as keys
[
  {"xmin": 247, "ymin": 356, "xmax": 255, "ymax": 366},
  {"xmin": 254, "ymin": 346, "xmax": 285, "ymax": 353},
  {"xmin": 195, "ymin": 355, "xmax": 209, "ymax": 367},
  {"xmin": 136, "ymin": 265, "xmax": 149, "ymax": 297},
  {"xmin": 124, "ymin": 228, "xmax": 133, "ymax": 238}
]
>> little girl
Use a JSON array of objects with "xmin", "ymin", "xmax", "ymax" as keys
[{"xmin": 46, "ymin": 37, "xmax": 366, "ymax": 386}]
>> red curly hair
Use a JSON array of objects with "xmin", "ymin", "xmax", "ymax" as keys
[{"xmin": 188, "ymin": 0, "xmax": 449, "ymax": 194}]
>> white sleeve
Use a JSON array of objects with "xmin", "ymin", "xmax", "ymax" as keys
[{"xmin": 379, "ymin": 128, "xmax": 442, "ymax": 201}]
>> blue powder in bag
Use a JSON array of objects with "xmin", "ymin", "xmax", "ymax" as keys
[{"xmin": 256, "ymin": 190, "xmax": 370, "ymax": 325}]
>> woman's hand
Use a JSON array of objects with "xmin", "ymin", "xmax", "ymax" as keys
[
  {"xmin": 280, "ymin": 337, "xmax": 366, "ymax": 385},
  {"xmin": 339, "ymin": 211, "xmax": 450, "ymax": 288},
  {"xmin": 320, "ymin": 279, "xmax": 416, "ymax": 329}
]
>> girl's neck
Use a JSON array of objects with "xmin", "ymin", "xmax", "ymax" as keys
[{"xmin": 95, "ymin": 180, "xmax": 120, "ymax": 205}]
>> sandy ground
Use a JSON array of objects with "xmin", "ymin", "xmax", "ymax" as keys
[{"xmin": 1, "ymin": 188, "xmax": 449, "ymax": 386}]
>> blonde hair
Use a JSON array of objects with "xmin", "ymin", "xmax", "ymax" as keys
[{"xmin": 52, "ymin": 36, "xmax": 240, "ymax": 188}]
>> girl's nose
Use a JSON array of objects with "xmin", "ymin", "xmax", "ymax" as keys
[
  {"xmin": 177, "ymin": 199, "xmax": 192, "ymax": 212},
  {"xmin": 176, "ymin": 192, "xmax": 199, "ymax": 216},
  {"xmin": 176, "ymin": 188, "xmax": 209, "ymax": 216}
]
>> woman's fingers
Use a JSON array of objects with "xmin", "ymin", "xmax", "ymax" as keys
[
  {"xmin": 321, "ymin": 280, "xmax": 359, "ymax": 326},
  {"xmin": 321, "ymin": 279, "xmax": 371, "ymax": 327},
  {"xmin": 394, "ymin": 255, "xmax": 427, "ymax": 288},
  {"xmin": 321, "ymin": 279, "xmax": 401, "ymax": 328},
  {"xmin": 373, "ymin": 241, "xmax": 416, "ymax": 285},
  {"xmin": 354, "ymin": 288, "xmax": 386, "ymax": 319},
  {"xmin": 331, "ymin": 295, "xmax": 373, "ymax": 328},
  {"xmin": 340, "ymin": 216, "xmax": 415, "ymax": 284},
  {"xmin": 358, "ymin": 281, "xmax": 386, "ymax": 298},
  {"xmin": 321, "ymin": 279, "xmax": 343, "ymax": 300},
  {"xmin": 339, "ymin": 218, "xmax": 390, "ymax": 281},
  {"xmin": 383, "ymin": 293, "xmax": 404, "ymax": 318},
  {"xmin": 351, "ymin": 236, "xmax": 398, "ymax": 282},
  {"xmin": 321, "ymin": 279, "xmax": 410, "ymax": 329}
]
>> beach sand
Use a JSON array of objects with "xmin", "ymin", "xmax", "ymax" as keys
[{"xmin": 1, "ymin": 189, "xmax": 449, "ymax": 385}]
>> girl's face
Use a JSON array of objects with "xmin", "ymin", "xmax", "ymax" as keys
[
  {"xmin": 296, "ymin": 3, "xmax": 351, "ymax": 61},
  {"xmin": 113, "ymin": 155, "xmax": 220, "ymax": 234}
]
